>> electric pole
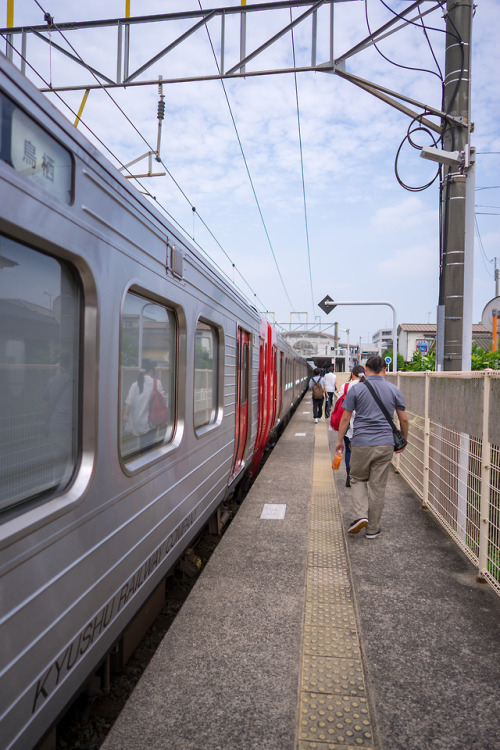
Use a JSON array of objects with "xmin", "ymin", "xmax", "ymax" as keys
[{"xmin": 438, "ymin": 0, "xmax": 474, "ymax": 370}]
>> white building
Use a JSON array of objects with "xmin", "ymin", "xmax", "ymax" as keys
[
  {"xmin": 372, "ymin": 328, "xmax": 393, "ymax": 354},
  {"xmin": 398, "ymin": 323, "xmax": 491, "ymax": 361}
]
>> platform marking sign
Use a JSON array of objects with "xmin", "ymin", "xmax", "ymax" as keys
[{"xmin": 260, "ymin": 504, "xmax": 287, "ymax": 520}]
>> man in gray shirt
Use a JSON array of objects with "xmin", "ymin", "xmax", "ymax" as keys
[{"xmin": 334, "ymin": 355, "xmax": 408, "ymax": 538}]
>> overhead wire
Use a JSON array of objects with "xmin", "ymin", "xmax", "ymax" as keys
[
  {"xmin": 196, "ymin": 0, "xmax": 296, "ymax": 312},
  {"xmin": 290, "ymin": 8, "xmax": 315, "ymax": 314},
  {"xmin": 365, "ymin": 0, "xmax": 445, "ymax": 81},
  {"xmin": 474, "ymin": 215, "xmax": 495, "ymax": 274},
  {"xmin": 19, "ymin": 0, "xmax": 269, "ymax": 311},
  {"xmin": 369, "ymin": 0, "xmax": 467, "ymax": 307},
  {"xmin": 365, "ymin": 0, "xmax": 451, "ymax": 192}
]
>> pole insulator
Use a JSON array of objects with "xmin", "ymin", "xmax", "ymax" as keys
[{"xmin": 157, "ymin": 100, "xmax": 165, "ymax": 121}]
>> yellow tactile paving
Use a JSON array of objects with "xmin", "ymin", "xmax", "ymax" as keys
[{"xmin": 297, "ymin": 423, "xmax": 378, "ymax": 749}]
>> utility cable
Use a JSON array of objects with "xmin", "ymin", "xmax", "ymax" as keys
[
  {"xmin": 377, "ymin": 0, "xmax": 446, "ymax": 79},
  {"xmin": 290, "ymin": 8, "xmax": 315, "ymax": 314},
  {"xmin": 196, "ymin": 0, "xmax": 296, "ymax": 312},
  {"xmin": 365, "ymin": 0, "xmax": 444, "ymax": 81}
]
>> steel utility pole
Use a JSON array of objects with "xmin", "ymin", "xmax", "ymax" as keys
[{"xmin": 438, "ymin": 0, "xmax": 474, "ymax": 371}]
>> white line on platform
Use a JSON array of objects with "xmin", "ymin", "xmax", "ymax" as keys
[
  {"xmin": 260, "ymin": 503, "xmax": 287, "ymax": 520},
  {"xmin": 295, "ymin": 432, "xmax": 306, "ymax": 437}
]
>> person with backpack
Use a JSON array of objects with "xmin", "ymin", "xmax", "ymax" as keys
[{"xmin": 309, "ymin": 368, "xmax": 328, "ymax": 423}]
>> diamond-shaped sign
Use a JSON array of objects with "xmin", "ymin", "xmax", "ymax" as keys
[{"xmin": 318, "ymin": 295, "xmax": 336, "ymax": 315}]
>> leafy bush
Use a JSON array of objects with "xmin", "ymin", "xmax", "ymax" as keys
[
  {"xmin": 471, "ymin": 344, "xmax": 500, "ymax": 370},
  {"xmin": 401, "ymin": 345, "xmax": 500, "ymax": 371},
  {"xmin": 404, "ymin": 350, "xmax": 436, "ymax": 371}
]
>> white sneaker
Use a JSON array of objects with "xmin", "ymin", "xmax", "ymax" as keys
[{"xmin": 314, "ymin": 418, "xmax": 319, "ymax": 423}]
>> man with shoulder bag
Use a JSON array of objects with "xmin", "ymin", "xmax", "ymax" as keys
[{"xmin": 334, "ymin": 355, "xmax": 408, "ymax": 539}]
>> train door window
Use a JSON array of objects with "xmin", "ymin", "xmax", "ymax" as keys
[
  {"xmin": 0, "ymin": 235, "xmax": 80, "ymax": 512},
  {"xmin": 278, "ymin": 351, "xmax": 284, "ymax": 416},
  {"xmin": 231, "ymin": 327, "xmax": 249, "ymax": 476},
  {"xmin": 120, "ymin": 292, "xmax": 176, "ymax": 461},
  {"xmin": 194, "ymin": 321, "xmax": 218, "ymax": 430}
]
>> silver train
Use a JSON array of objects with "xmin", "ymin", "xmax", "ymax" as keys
[{"xmin": 0, "ymin": 56, "xmax": 308, "ymax": 750}]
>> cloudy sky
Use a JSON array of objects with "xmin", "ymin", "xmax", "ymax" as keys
[{"xmin": 3, "ymin": 0, "xmax": 499, "ymax": 346}]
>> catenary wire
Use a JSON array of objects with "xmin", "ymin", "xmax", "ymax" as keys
[
  {"xmin": 197, "ymin": 0, "xmax": 296, "ymax": 312},
  {"xmin": 474, "ymin": 215, "xmax": 495, "ymax": 275},
  {"xmin": 22, "ymin": 1, "xmax": 269, "ymax": 311},
  {"xmin": 290, "ymin": 8, "xmax": 315, "ymax": 313},
  {"xmin": 4, "ymin": 30, "xmax": 266, "ymax": 308}
]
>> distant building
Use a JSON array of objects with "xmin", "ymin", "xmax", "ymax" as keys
[
  {"xmin": 398, "ymin": 323, "xmax": 491, "ymax": 361},
  {"xmin": 282, "ymin": 330, "xmax": 337, "ymax": 358},
  {"xmin": 372, "ymin": 328, "xmax": 393, "ymax": 354},
  {"xmin": 282, "ymin": 330, "xmax": 352, "ymax": 370}
]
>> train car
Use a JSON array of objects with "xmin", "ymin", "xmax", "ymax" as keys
[{"xmin": 0, "ymin": 55, "xmax": 308, "ymax": 750}]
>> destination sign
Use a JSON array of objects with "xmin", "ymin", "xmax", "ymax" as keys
[{"xmin": 10, "ymin": 106, "xmax": 72, "ymax": 204}]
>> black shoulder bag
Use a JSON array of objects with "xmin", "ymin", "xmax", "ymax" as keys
[{"xmin": 363, "ymin": 380, "xmax": 407, "ymax": 452}]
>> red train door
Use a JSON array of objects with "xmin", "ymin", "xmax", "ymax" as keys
[
  {"xmin": 270, "ymin": 345, "xmax": 277, "ymax": 428},
  {"xmin": 231, "ymin": 327, "xmax": 249, "ymax": 478},
  {"xmin": 278, "ymin": 351, "xmax": 283, "ymax": 419}
]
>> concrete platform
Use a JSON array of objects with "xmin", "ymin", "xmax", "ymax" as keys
[
  {"xmin": 327, "ymin": 428, "xmax": 500, "ymax": 750},
  {"xmin": 102, "ymin": 405, "xmax": 500, "ymax": 750}
]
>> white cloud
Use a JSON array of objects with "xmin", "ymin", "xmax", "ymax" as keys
[
  {"xmin": 371, "ymin": 196, "xmax": 437, "ymax": 231},
  {"xmin": 4, "ymin": 0, "xmax": 498, "ymax": 339},
  {"xmin": 376, "ymin": 241, "xmax": 437, "ymax": 278}
]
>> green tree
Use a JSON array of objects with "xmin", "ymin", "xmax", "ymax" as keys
[{"xmin": 381, "ymin": 349, "xmax": 405, "ymax": 371}]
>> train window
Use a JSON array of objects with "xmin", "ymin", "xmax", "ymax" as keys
[
  {"xmin": 0, "ymin": 235, "xmax": 80, "ymax": 512},
  {"xmin": 194, "ymin": 321, "xmax": 218, "ymax": 430},
  {"xmin": 0, "ymin": 89, "xmax": 73, "ymax": 204},
  {"xmin": 120, "ymin": 292, "xmax": 176, "ymax": 461}
]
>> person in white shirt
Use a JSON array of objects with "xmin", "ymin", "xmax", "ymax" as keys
[
  {"xmin": 324, "ymin": 367, "xmax": 337, "ymax": 415},
  {"xmin": 123, "ymin": 359, "xmax": 166, "ymax": 450}
]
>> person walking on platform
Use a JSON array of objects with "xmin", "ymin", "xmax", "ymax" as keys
[
  {"xmin": 324, "ymin": 366, "xmax": 337, "ymax": 417},
  {"xmin": 309, "ymin": 368, "xmax": 327, "ymax": 423},
  {"xmin": 342, "ymin": 365, "xmax": 365, "ymax": 487},
  {"xmin": 334, "ymin": 355, "xmax": 408, "ymax": 538}
]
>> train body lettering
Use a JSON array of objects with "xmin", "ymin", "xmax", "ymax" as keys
[
  {"xmin": 32, "ymin": 600, "xmax": 115, "ymax": 713},
  {"xmin": 164, "ymin": 511, "xmax": 197, "ymax": 555}
]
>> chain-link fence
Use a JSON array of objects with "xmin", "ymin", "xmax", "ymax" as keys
[{"xmin": 388, "ymin": 370, "xmax": 500, "ymax": 597}]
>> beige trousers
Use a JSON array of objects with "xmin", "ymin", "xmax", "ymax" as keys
[{"xmin": 349, "ymin": 444, "xmax": 394, "ymax": 534}]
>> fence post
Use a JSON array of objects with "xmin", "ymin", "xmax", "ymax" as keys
[
  {"xmin": 422, "ymin": 371, "xmax": 430, "ymax": 509},
  {"xmin": 394, "ymin": 370, "xmax": 402, "ymax": 473},
  {"xmin": 477, "ymin": 371, "xmax": 491, "ymax": 583}
]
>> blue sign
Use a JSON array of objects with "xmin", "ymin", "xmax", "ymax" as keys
[
  {"xmin": 416, "ymin": 339, "xmax": 428, "ymax": 354},
  {"xmin": 385, "ymin": 356, "xmax": 392, "ymax": 365}
]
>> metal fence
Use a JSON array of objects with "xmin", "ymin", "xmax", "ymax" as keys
[{"xmin": 387, "ymin": 370, "xmax": 500, "ymax": 597}]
